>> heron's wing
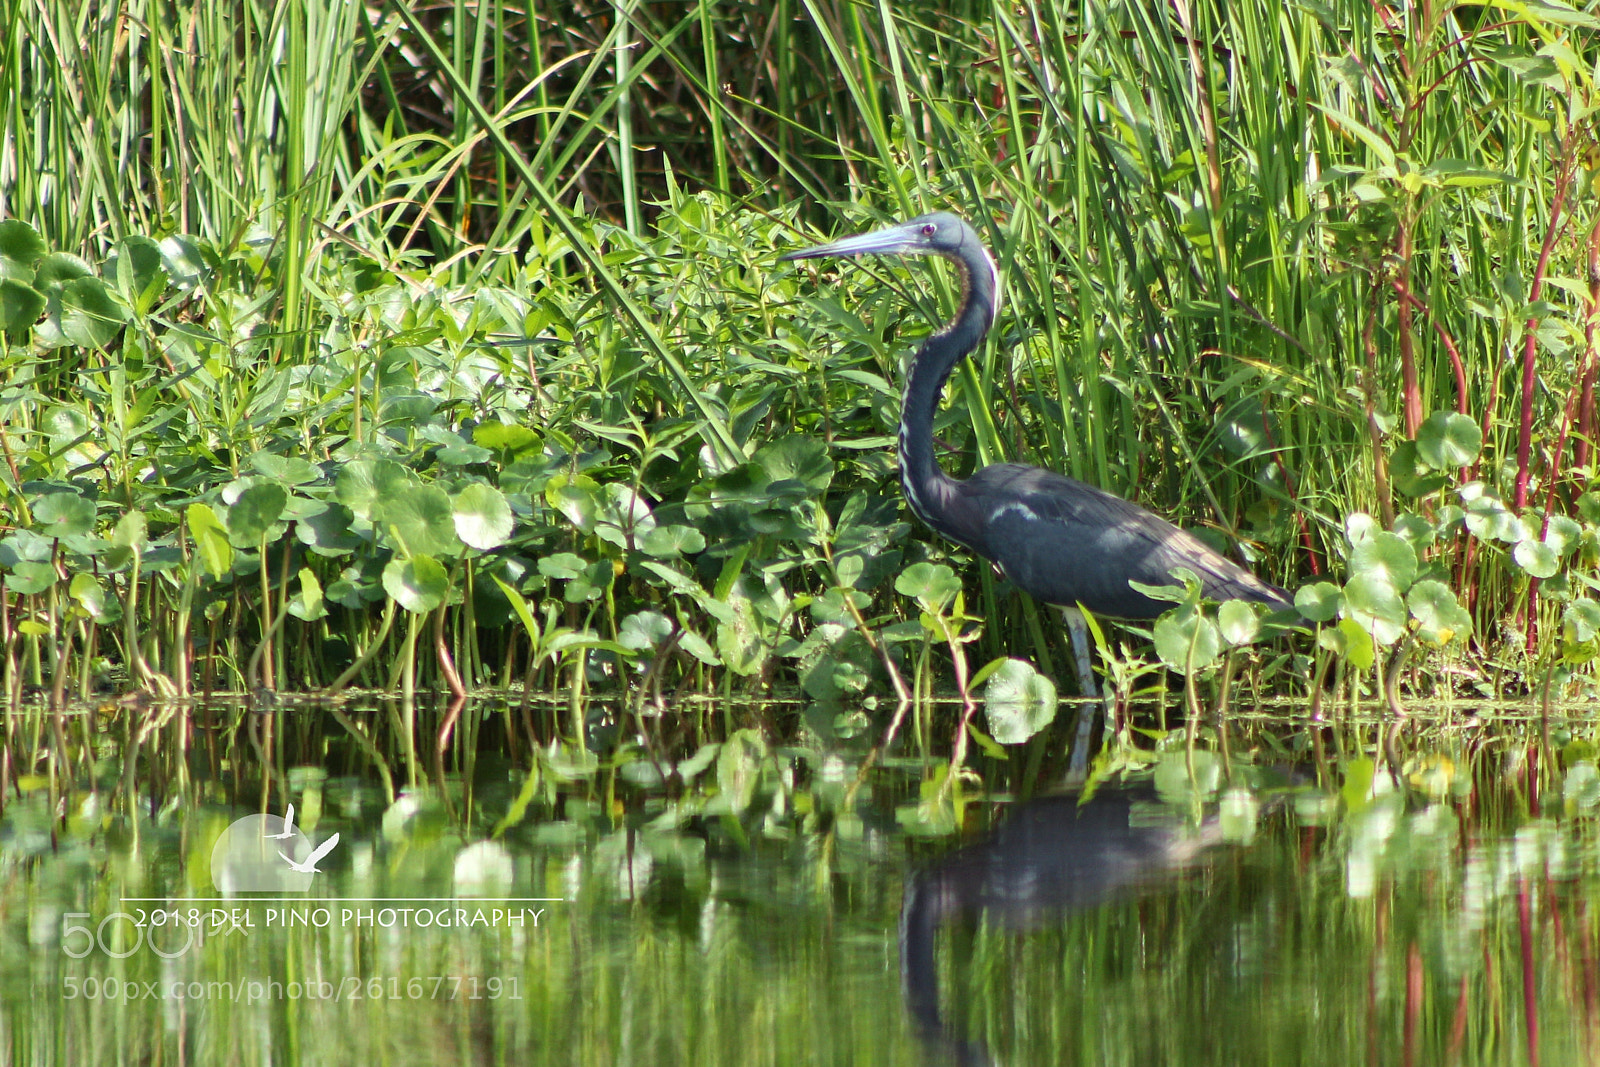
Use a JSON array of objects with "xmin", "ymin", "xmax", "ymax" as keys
[
  {"xmin": 278, "ymin": 850, "xmax": 297, "ymax": 866},
  {"xmin": 306, "ymin": 833, "xmax": 341, "ymax": 865},
  {"xmin": 284, "ymin": 803, "xmax": 294, "ymax": 829},
  {"xmin": 964, "ymin": 464, "xmax": 1288, "ymax": 618}
]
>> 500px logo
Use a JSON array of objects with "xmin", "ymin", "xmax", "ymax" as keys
[{"xmin": 61, "ymin": 909, "xmax": 253, "ymax": 960}]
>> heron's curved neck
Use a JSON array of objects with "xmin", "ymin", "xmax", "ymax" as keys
[{"xmin": 898, "ymin": 246, "xmax": 998, "ymax": 544}]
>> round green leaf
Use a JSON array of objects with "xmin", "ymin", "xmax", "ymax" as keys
[
  {"xmin": 452, "ymin": 483, "xmax": 514, "ymax": 550},
  {"xmin": 4, "ymin": 559, "xmax": 58, "ymax": 594},
  {"xmin": 982, "ymin": 658, "xmax": 1058, "ymax": 744},
  {"xmin": 382, "ymin": 555, "xmax": 449, "ymax": 613},
  {"xmin": 296, "ymin": 503, "xmax": 360, "ymax": 556},
  {"xmin": 59, "ymin": 276, "xmax": 128, "ymax": 349},
  {"xmin": 1294, "ymin": 581, "xmax": 1343, "ymax": 623},
  {"xmin": 619, "ymin": 610, "xmax": 674, "ymax": 651},
  {"xmin": 1513, "ymin": 538, "xmax": 1559, "ymax": 578},
  {"xmin": 1152, "ymin": 610, "xmax": 1221, "ymax": 673},
  {"xmin": 227, "ymin": 483, "xmax": 288, "ymax": 545},
  {"xmin": 1544, "ymin": 515, "xmax": 1584, "ymax": 558},
  {"xmin": 33, "ymin": 492, "xmax": 95, "ymax": 538},
  {"xmin": 1342, "ymin": 573, "xmax": 1407, "ymax": 646},
  {"xmin": 69, "ymin": 572, "xmax": 115, "ymax": 623},
  {"xmin": 378, "ymin": 485, "xmax": 461, "ymax": 557},
  {"xmin": 895, "ymin": 562, "xmax": 961, "ymax": 613},
  {"xmin": 112, "ymin": 510, "xmax": 148, "ymax": 552},
  {"xmin": 0, "ymin": 279, "xmax": 44, "ymax": 333},
  {"xmin": 1416, "ymin": 411, "xmax": 1481, "ymax": 468},
  {"xmin": 1217, "ymin": 599, "xmax": 1262, "ymax": 646},
  {"xmin": 0, "ymin": 219, "xmax": 46, "ymax": 282},
  {"xmin": 1350, "ymin": 531, "xmax": 1417, "ymax": 592},
  {"xmin": 1563, "ymin": 599, "xmax": 1600, "ymax": 644},
  {"xmin": 1407, "ymin": 579, "xmax": 1471, "ymax": 645},
  {"xmin": 640, "ymin": 524, "xmax": 706, "ymax": 557},
  {"xmin": 250, "ymin": 451, "xmax": 322, "ymax": 485},
  {"xmin": 1462, "ymin": 495, "xmax": 1521, "ymax": 542},
  {"xmin": 187, "ymin": 503, "xmax": 234, "ymax": 578},
  {"xmin": 108, "ymin": 235, "xmax": 168, "ymax": 313},
  {"xmin": 753, "ymin": 435, "xmax": 834, "ymax": 493},
  {"xmin": 336, "ymin": 458, "xmax": 417, "ymax": 520}
]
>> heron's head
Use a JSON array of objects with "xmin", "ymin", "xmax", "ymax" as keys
[{"xmin": 779, "ymin": 212, "xmax": 977, "ymax": 263}]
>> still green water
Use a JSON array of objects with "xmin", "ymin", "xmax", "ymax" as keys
[{"xmin": 1, "ymin": 719, "xmax": 1597, "ymax": 1066}]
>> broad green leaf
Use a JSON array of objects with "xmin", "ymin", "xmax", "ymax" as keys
[
  {"xmin": 112, "ymin": 510, "xmax": 148, "ymax": 552},
  {"xmin": 5, "ymin": 559, "xmax": 57, "ymax": 594},
  {"xmin": 59, "ymin": 276, "xmax": 128, "ymax": 348},
  {"xmin": 1217, "ymin": 599, "xmax": 1262, "ymax": 646},
  {"xmin": 895, "ymin": 562, "xmax": 961, "ymax": 613},
  {"xmin": 0, "ymin": 219, "xmax": 45, "ymax": 282},
  {"xmin": 187, "ymin": 503, "xmax": 234, "ymax": 578},
  {"xmin": 1416, "ymin": 411, "xmax": 1481, "ymax": 468},
  {"xmin": 0, "ymin": 279, "xmax": 44, "ymax": 333},
  {"xmin": 1564, "ymin": 599, "xmax": 1600, "ymax": 644},
  {"xmin": 1513, "ymin": 538, "xmax": 1560, "ymax": 579},
  {"xmin": 1294, "ymin": 581, "xmax": 1343, "ymax": 623},
  {"xmin": 982, "ymin": 658, "xmax": 1058, "ymax": 744},
  {"xmin": 68, "ymin": 572, "xmax": 115, "ymax": 622},
  {"xmin": 336, "ymin": 458, "xmax": 417, "ymax": 520},
  {"xmin": 227, "ymin": 483, "xmax": 288, "ymax": 546},
  {"xmin": 1408, "ymin": 580, "xmax": 1471, "ymax": 645},
  {"xmin": 382, "ymin": 555, "xmax": 449, "ymax": 613},
  {"xmin": 639, "ymin": 524, "xmax": 706, "ymax": 557},
  {"xmin": 1350, "ymin": 531, "xmax": 1417, "ymax": 592},
  {"xmin": 1343, "ymin": 572, "xmax": 1407, "ymax": 646},
  {"xmin": 1152, "ymin": 610, "xmax": 1221, "ymax": 673},
  {"xmin": 752, "ymin": 435, "xmax": 834, "ymax": 493},
  {"xmin": 250, "ymin": 452, "xmax": 321, "ymax": 485},
  {"xmin": 379, "ymin": 485, "xmax": 461, "ymax": 557},
  {"xmin": 34, "ymin": 492, "xmax": 95, "ymax": 538},
  {"xmin": 452, "ymin": 483, "xmax": 514, "ymax": 550},
  {"xmin": 287, "ymin": 567, "xmax": 328, "ymax": 621}
]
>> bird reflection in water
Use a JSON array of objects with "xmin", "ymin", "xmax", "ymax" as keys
[{"xmin": 899, "ymin": 787, "xmax": 1227, "ymax": 1066}]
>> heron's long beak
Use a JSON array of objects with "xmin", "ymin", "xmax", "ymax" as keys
[{"xmin": 779, "ymin": 222, "xmax": 922, "ymax": 261}]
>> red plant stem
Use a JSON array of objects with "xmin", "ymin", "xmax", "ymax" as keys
[
  {"xmin": 1389, "ymin": 281, "xmax": 1469, "ymax": 417},
  {"xmin": 1447, "ymin": 971, "xmax": 1470, "ymax": 1062},
  {"xmin": 1515, "ymin": 133, "xmax": 1578, "ymax": 512},
  {"xmin": 1518, "ymin": 875, "xmax": 1541, "ymax": 1067}
]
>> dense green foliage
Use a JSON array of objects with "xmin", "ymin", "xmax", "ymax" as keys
[{"xmin": 4, "ymin": 0, "xmax": 1600, "ymax": 763}]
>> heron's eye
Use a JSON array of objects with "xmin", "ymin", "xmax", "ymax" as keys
[{"xmin": 922, "ymin": 224, "xmax": 936, "ymax": 236}]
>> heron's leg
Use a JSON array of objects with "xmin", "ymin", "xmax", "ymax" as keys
[{"xmin": 1061, "ymin": 607, "xmax": 1108, "ymax": 779}]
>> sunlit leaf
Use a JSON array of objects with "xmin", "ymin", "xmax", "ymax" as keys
[
  {"xmin": 187, "ymin": 503, "xmax": 233, "ymax": 578},
  {"xmin": 379, "ymin": 485, "xmax": 462, "ymax": 557},
  {"xmin": 452, "ymin": 483, "xmax": 514, "ymax": 550},
  {"xmin": 1152, "ymin": 610, "xmax": 1221, "ymax": 673},
  {"xmin": 1408, "ymin": 580, "xmax": 1471, "ymax": 645},
  {"xmin": 982, "ymin": 658, "xmax": 1058, "ymax": 744},
  {"xmin": 382, "ymin": 554, "xmax": 449, "ymax": 613},
  {"xmin": 895, "ymin": 562, "xmax": 961, "ymax": 613},
  {"xmin": 1294, "ymin": 581, "xmax": 1343, "ymax": 623},
  {"xmin": 1217, "ymin": 599, "xmax": 1262, "ymax": 646}
]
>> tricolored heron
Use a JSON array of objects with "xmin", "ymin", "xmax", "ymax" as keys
[{"xmin": 781, "ymin": 212, "xmax": 1291, "ymax": 773}]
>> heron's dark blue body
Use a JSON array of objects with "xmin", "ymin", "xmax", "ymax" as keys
[
  {"xmin": 782, "ymin": 211, "xmax": 1289, "ymax": 622},
  {"xmin": 783, "ymin": 212, "xmax": 1289, "ymax": 773}
]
